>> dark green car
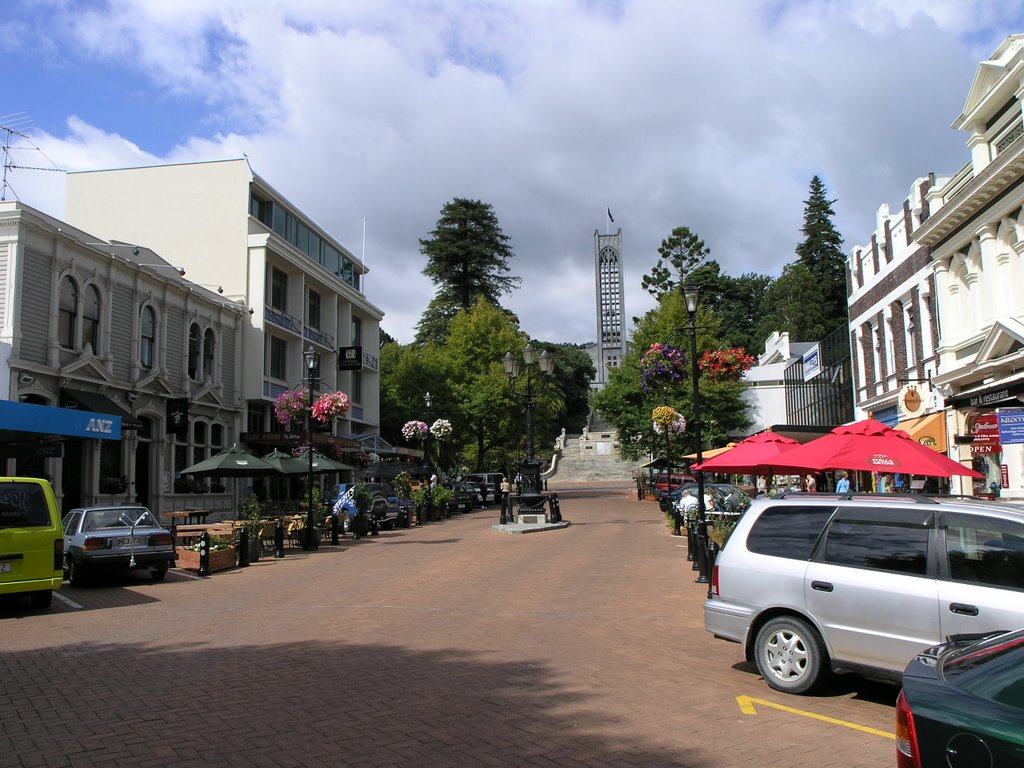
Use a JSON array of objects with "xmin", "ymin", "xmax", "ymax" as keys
[{"xmin": 897, "ymin": 628, "xmax": 1024, "ymax": 767}]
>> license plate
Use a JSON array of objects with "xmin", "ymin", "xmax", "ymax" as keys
[
  {"xmin": 0, "ymin": 562, "xmax": 11, "ymax": 573},
  {"xmin": 118, "ymin": 537, "xmax": 142, "ymax": 546}
]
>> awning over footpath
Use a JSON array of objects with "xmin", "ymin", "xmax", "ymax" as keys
[
  {"xmin": 897, "ymin": 411, "xmax": 946, "ymax": 452},
  {"xmin": 60, "ymin": 388, "xmax": 141, "ymax": 430}
]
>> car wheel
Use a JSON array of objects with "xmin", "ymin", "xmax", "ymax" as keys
[
  {"xmin": 754, "ymin": 616, "xmax": 829, "ymax": 694},
  {"xmin": 151, "ymin": 566, "xmax": 168, "ymax": 581},
  {"xmin": 29, "ymin": 590, "xmax": 52, "ymax": 609},
  {"xmin": 68, "ymin": 557, "xmax": 87, "ymax": 587}
]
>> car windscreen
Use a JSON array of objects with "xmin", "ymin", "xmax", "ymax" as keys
[{"xmin": 0, "ymin": 483, "xmax": 52, "ymax": 528}]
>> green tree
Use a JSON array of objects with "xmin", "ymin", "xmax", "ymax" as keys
[
  {"xmin": 640, "ymin": 226, "xmax": 711, "ymax": 298},
  {"xmin": 593, "ymin": 290, "xmax": 752, "ymax": 461},
  {"xmin": 544, "ymin": 343, "xmax": 596, "ymax": 433},
  {"xmin": 416, "ymin": 198, "xmax": 521, "ymax": 344},
  {"xmin": 758, "ymin": 176, "xmax": 847, "ymax": 342},
  {"xmin": 443, "ymin": 298, "xmax": 532, "ymax": 473}
]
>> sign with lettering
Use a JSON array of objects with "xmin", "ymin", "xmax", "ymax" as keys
[
  {"xmin": 997, "ymin": 408, "xmax": 1024, "ymax": 445},
  {"xmin": 802, "ymin": 344, "xmax": 821, "ymax": 382},
  {"xmin": 338, "ymin": 345, "xmax": 363, "ymax": 371}
]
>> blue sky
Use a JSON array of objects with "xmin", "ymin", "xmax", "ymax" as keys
[{"xmin": 5, "ymin": 1, "xmax": 1024, "ymax": 345}]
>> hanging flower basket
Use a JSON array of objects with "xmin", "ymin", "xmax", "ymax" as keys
[
  {"xmin": 640, "ymin": 343, "xmax": 688, "ymax": 393},
  {"xmin": 430, "ymin": 419, "xmax": 453, "ymax": 440},
  {"xmin": 401, "ymin": 420, "xmax": 429, "ymax": 442},
  {"xmin": 312, "ymin": 391, "xmax": 350, "ymax": 422},
  {"xmin": 652, "ymin": 405, "xmax": 686, "ymax": 435},
  {"xmin": 699, "ymin": 348, "xmax": 756, "ymax": 383},
  {"xmin": 274, "ymin": 387, "xmax": 309, "ymax": 426}
]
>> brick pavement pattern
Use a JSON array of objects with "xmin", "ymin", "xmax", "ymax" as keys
[{"xmin": 0, "ymin": 486, "xmax": 896, "ymax": 767}]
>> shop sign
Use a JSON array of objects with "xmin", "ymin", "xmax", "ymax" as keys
[
  {"xmin": 997, "ymin": 408, "xmax": 1024, "ymax": 445},
  {"xmin": 970, "ymin": 413, "xmax": 1001, "ymax": 445},
  {"xmin": 1003, "ymin": 464, "xmax": 1010, "ymax": 487},
  {"xmin": 971, "ymin": 444, "xmax": 1000, "ymax": 455}
]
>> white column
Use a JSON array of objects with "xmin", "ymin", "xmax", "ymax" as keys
[{"xmin": 975, "ymin": 223, "xmax": 999, "ymax": 326}]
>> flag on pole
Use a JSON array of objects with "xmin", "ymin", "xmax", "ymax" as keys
[{"xmin": 607, "ymin": 207, "xmax": 614, "ymax": 223}]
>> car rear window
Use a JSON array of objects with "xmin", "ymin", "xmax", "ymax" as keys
[
  {"xmin": 746, "ymin": 505, "xmax": 834, "ymax": 559},
  {"xmin": 0, "ymin": 482, "xmax": 52, "ymax": 528},
  {"xmin": 944, "ymin": 633, "xmax": 1024, "ymax": 709}
]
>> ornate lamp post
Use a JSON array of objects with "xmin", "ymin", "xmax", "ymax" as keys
[
  {"xmin": 303, "ymin": 345, "xmax": 320, "ymax": 551},
  {"xmin": 503, "ymin": 344, "xmax": 555, "ymax": 498},
  {"xmin": 683, "ymin": 286, "xmax": 709, "ymax": 583},
  {"xmin": 423, "ymin": 391, "xmax": 433, "ymax": 524}
]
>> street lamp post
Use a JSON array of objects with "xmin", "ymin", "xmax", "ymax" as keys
[
  {"xmin": 683, "ymin": 286, "xmax": 709, "ymax": 583},
  {"xmin": 422, "ymin": 391, "xmax": 433, "ymax": 524},
  {"xmin": 503, "ymin": 344, "xmax": 555, "ymax": 499},
  {"xmin": 303, "ymin": 345, "xmax": 320, "ymax": 551}
]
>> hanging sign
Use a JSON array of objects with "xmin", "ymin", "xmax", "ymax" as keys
[{"xmin": 338, "ymin": 346, "xmax": 363, "ymax": 371}]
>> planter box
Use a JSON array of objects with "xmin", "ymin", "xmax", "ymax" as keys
[{"xmin": 176, "ymin": 546, "xmax": 236, "ymax": 573}]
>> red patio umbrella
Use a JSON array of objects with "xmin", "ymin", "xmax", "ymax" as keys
[
  {"xmin": 690, "ymin": 431, "xmax": 800, "ymax": 474},
  {"xmin": 768, "ymin": 419, "xmax": 982, "ymax": 478}
]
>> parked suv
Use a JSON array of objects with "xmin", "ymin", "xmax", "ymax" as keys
[{"xmin": 704, "ymin": 493, "xmax": 1024, "ymax": 695}]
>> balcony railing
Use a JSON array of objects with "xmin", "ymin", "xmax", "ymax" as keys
[{"xmin": 264, "ymin": 305, "xmax": 303, "ymax": 334}]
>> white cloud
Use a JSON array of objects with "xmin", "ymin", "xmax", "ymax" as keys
[{"xmin": 8, "ymin": 0, "xmax": 1024, "ymax": 345}]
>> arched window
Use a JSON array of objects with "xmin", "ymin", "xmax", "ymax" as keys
[
  {"xmin": 59, "ymin": 276, "xmax": 78, "ymax": 348},
  {"xmin": 203, "ymin": 328, "xmax": 215, "ymax": 382},
  {"xmin": 82, "ymin": 284, "xmax": 101, "ymax": 352},
  {"xmin": 140, "ymin": 306, "xmax": 157, "ymax": 370},
  {"xmin": 188, "ymin": 323, "xmax": 201, "ymax": 381}
]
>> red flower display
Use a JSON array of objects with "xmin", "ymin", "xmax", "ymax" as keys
[{"xmin": 699, "ymin": 348, "xmax": 756, "ymax": 383}]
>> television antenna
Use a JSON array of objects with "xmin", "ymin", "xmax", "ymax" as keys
[{"xmin": 1, "ymin": 113, "xmax": 66, "ymax": 202}]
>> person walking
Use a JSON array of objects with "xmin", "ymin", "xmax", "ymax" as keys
[
  {"xmin": 835, "ymin": 470, "xmax": 850, "ymax": 493},
  {"xmin": 804, "ymin": 474, "xmax": 817, "ymax": 493}
]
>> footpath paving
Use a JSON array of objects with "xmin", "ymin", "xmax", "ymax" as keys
[{"xmin": 0, "ymin": 487, "xmax": 896, "ymax": 767}]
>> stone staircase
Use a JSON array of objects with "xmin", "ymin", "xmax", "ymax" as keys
[{"xmin": 545, "ymin": 414, "xmax": 642, "ymax": 485}]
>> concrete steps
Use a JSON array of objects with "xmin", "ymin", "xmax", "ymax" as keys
[{"xmin": 546, "ymin": 431, "xmax": 642, "ymax": 485}]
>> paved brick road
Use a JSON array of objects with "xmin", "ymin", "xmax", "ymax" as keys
[{"xmin": 0, "ymin": 487, "xmax": 896, "ymax": 767}]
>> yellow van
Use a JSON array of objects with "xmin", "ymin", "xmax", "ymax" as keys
[{"xmin": 0, "ymin": 477, "xmax": 64, "ymax": 609}]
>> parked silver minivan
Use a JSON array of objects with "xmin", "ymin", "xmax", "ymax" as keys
[{"xmin": 704, "ymin": 494, "xmax": 1024, "ymax": 694}]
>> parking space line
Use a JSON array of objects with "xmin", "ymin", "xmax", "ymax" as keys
[
  {"xmin": 737, "ymin": 695, "xmax": 895, "ymax": 739},
  {"xmin": 53, "ymin": 591, "xmax": 83, "ymax": 610}
]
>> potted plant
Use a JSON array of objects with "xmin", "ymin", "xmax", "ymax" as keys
[
  {"xmin": 238, "ymin": 493, "xmax": 264, "ymax": 562},
  {"xmin": 176, "ymin": 534, "xmax": 236, "ymax": 572},
  {"xmin": 351, "ymin": 482, "xmax": 373, "ymax": 538}
]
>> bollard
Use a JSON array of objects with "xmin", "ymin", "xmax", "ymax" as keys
[
  {"xmin": 331, "ymin": 513, "xmax": 340, "ymax": 545},
  {"xmin": 198, "ymin": 530, "xmax": 211, "ymax": 577},
  {"xmin": 548, "ymin": 494, "xmax": 562, "ymax": 524},
  {"xmin": 686, "ymin": 515, "xmax": 695, "ymax": 561},
  {"xmin": 238, "ymin": 527, "xmax": 250, "ymax": 567},
  {"xmin": 672, "ymin": 508, "xmax": 682, "ymax": 537},
  {"xmin": 274, "ymin": 518, "xmax": 286, "ymax": 558}
]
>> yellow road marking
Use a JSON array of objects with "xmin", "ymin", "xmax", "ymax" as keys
[{"xmin": 737, "ymin": 695, "xmax": 895, "ymax": 739}]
